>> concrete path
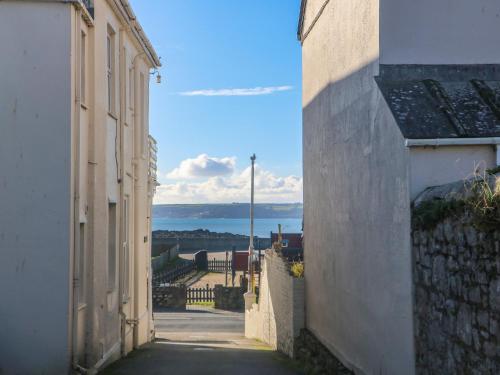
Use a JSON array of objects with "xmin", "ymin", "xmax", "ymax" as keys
[{"xmin": 100, "ymin": 306, "xmax": 302, "ymax": 375}]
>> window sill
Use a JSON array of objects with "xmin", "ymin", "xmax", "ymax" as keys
[
  {"xmin": 78, "ymin": 303, "xmax": 87, "ymax": 311},
  {"xmin": 108, "ymin": 112, "xmax": 118, "ymax": 120},
  {"xmin": 81, "ymin": 102, "xmax": 88, "ymax": 110}
]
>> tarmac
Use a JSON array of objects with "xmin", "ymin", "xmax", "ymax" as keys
[{"xmin": 99, "ymin": 306, "xmax": 302, "ymax": 375}]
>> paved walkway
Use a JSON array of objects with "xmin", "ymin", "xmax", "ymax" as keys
[{"xmin": 100, "ymin": 307, "xmax": 302, "ymax": 375}]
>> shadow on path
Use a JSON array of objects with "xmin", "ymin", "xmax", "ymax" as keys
[
  {"xmin": 99, "ymin": 307, "xmax": 302, "ymax": 375},
  {"xmin": 99, "ymin": 340, "xmax": 302, "ymax": 375}
]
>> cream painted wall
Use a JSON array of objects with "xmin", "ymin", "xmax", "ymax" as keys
[
  {"xmin": 380, "ymin": 0, "xmax": 500, "ymax": 64},
  {"xmin": 410, "ymin": 146, "xmax": 497, "ymax": 200},
  {"xmin": 0, "ymin": 1, "xmax": 157, "ymax": 373}
]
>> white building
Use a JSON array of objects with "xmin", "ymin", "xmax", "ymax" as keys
[
  {"xmin": 0, "ymin": 0, "xmax": 160, "ymax": 373},
  {"xmin": 298, "ymin": 0, "xmax": 500, "ymax": 374}
]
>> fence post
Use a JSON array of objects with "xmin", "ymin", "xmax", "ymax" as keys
[{"xmin": 225, "ymin": 250, "xmax": 228, "ymax": 286}]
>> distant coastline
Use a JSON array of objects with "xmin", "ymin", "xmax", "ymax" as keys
[{"xmin": 153, "ymin": 203, "xmax": 303, "ymax": 219}]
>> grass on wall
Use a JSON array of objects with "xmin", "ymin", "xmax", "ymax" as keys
[{"xmin": 412, "ymin": 176, "xmax": 500, "ymax": 232}]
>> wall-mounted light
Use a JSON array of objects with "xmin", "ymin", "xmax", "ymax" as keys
[{"xmin": 151, "ymin": 69, "xmax": 162, "ymax": 84}]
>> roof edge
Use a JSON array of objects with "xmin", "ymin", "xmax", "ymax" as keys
[{"xmin": 297, "ymin": 0, "xmax": 307, "ymax": 41}]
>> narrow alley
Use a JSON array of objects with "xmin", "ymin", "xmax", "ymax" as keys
[{"xmin": 101, "ymin": 306, "xmax": 301, "ymax": 375}]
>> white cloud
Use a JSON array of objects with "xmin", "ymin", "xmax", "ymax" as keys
[
  {"xmin": 180, "ymin": 85, "xmax": 293, "ymax": 97},
  {"xmin": 166, "ymin": 154, "xmax": 236, "ymax": 179},
  {"xmin": 155, "ymin": 164, "xmax": 302, "ymax": 204}
]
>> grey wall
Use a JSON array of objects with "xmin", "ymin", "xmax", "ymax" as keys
[
  {"xmin": 381, "ymin": 0, "xmax": 500, "ymax": 64},
  {"xmin": 0, "ymin": 2, "xmax": 72, "ymax": 374},
  {"xmin": 302, "ymin": 1, "xmax": 415, "ymax": 373}
]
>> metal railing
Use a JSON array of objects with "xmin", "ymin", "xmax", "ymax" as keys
[{"xmin": 152, "ymin": 261, "xmax": 195, "ymax": 287}]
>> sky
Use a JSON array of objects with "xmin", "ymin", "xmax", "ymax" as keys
[{"xmin": 129, "ymin": 0, "xmax": 303, "ymax": 204}]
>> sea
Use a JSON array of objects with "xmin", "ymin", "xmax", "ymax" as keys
[{"xmin": 152, "ymin": 218, "xmax": 302, "ymax": 238}]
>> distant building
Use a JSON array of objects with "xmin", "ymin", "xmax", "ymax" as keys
[
  {"xmin": 270, "ymin": 232, "xmax": 303, "ymax": 260},
  {"xmin": 0, "ymin": 0, "xmax": 160, "ymax": 373},
  {"xmin": 298, "ymin": 0, "xmax": 500, "ymax": 374}
]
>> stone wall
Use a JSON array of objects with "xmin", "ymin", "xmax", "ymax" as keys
[
  {"xmin": 214, "ymin": 285, "xmax": 245, "ymax": 310},
  {"xmin": 245, "ymin": 250, "xmax": 304, "ymax": 358},
  {"xmin": 295, "ymin": 329, "xmax": 353, "ymax": 375},
  {"xmin": 152, "ymin": 285, "xmax": 186, "ymax": 309},
  {"xmin": 153, "ymin": 237, "xmax": 271, "ymax": 253},
  {"xmin": 413, "ymin": 180, "xmax": 500, "ymax": 374},
  {"xmin": 151, "ymin": 244, "xmax": 179, "ymax": 271}
]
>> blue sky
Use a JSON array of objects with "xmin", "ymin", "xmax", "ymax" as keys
[{"xmin": 129, "ymin": 0, "xmax": 302, "ymax": 203}]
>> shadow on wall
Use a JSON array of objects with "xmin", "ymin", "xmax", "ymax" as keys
[{"xmin": 302, "ymin": 57, "xmax": 416, "ymax": 374}]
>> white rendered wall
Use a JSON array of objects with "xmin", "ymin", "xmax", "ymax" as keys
[
  {"xmin": 410, "ymin": 146, "xmax": 496, "ymax": 200},
  {"xmin": 302, "ymin": 1, "xmax": 416, "ymax": 374},
  {"xmin": 381, "ymin": 0, "xmax": 500, "ymax": 64},
  {"xmin": 0, "ymin": 2, "xmax": 72, "ymax": 374}
]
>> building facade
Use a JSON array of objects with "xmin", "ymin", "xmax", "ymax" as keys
[
  {"xmin": 299, "ymin": 0, "xmax": 500, "ymax": 374},
  {"xmin": 0, "ymin": 0, "xmax": 160, "ymax": 373}
]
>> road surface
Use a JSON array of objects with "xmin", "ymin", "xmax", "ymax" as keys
[{"xmin": 100, "ymin": 306, "xmax": 302, "ymax": 375}]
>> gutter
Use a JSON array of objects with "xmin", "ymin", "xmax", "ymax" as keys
[
  {"xmin": 108, "ymin": 0, "xmax": 161, "ymax": 68},
  {"xmin": 405, "ymin": 137, "xmax": 500, "ymax": 165}
]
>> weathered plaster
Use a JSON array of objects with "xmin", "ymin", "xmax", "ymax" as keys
[
  {"xmin": 381, "ymin": 0, "xmax": 500, "ymax": 64},
  {"xmin": 302, "ymin": 1, "xmax": 416, "ymax": 373}
]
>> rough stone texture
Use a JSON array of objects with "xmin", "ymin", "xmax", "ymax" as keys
[
  {"xmin": 245, "ymin": 250, "xmax": 304, "ymax": 358},
  {"xmin": 413, "ymin": 202, "xmax": 500, "ymax": 373},
  {"xmin": 295, "ymin": 329, "xmax": 353, "ymax": 375},
  {"xmin": 152, "ymin": 286, "xmax": 186, "ymax": 309},
  {"xmin": 214, "ymin": 285, "xmax": 245, "ymax": 311}
]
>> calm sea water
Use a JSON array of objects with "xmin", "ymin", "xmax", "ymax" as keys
[{"xmin": 152, "ymin": 218, "xmax": 302, "ymax": 238}]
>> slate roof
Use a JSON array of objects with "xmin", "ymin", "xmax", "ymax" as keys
[{"xmin": 376, "ymin": 65, "xmax": 500, "ymax": 139}]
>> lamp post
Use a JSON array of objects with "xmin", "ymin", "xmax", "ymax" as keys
[{"xmin": 244, "ymin": 154, "xmax": 257, "ymax": 309}]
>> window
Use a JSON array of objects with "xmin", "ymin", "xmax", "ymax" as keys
[
  {"xmin": 122, "ymin": 197, "xmax": 130, "ymax": 300},
  {"xmin": 107, "ymin": 26, "xmax": 115, "ymax": 113},
  {"xmin": 108, "ymin": 203, "xmax": 117, "ymax": 291},
  {"xmin": 78, "ymin": 223, "xmax": 86, "ymax": 303},
  {"xmin": 80, "ymin": 31, "xmax": 86, "ymax": 103}
]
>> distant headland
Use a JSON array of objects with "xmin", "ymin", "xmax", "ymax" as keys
[{"xmin": 153, "ymin": 203, "xmax": 303, "ymax": 219}]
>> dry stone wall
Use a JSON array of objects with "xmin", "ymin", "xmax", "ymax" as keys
[
  {"xmin": 152, "ymin": 285, "xmax": 186, "ymax": 309},
  {"xmin": 413, "ymin": 196, "xmax": 500, "ymax": 373}
]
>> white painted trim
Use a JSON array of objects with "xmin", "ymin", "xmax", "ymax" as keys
[
  {"xmin": 405, "ymin": 138, "xmax": 500, "ymax": 147},
  {"xmin": 405, "ymin": 138, "xmax": 500, "ymax": 166}
]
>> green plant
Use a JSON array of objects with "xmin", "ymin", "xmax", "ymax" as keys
[
  {"xmin": 467, "ymin": 178, "xmax": 500, "ymax": 231},
  {"xmin": 290, "ymin": 262, "xmax": 304, "ymax": 278},
  {"xmin": 486, "ymin": 165, "xmax": 500, "ymax": 175},
  {"xmin": 412, "ymin": 199, "xmax": 465, "ymax": 230},
  {"xmin": 412, "ymin": 176, "xmax": 500, "ymax": 232}
]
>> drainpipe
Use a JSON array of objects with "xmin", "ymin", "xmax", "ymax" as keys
[
  {"xmin": 405, "ymin": 137, "xmax": 500, "ymax": 166},
  {"xmin": 118, "ymin": 26, "xmax": 127, "ymax": 357},
  {"xmin": 131, "ymin": 51, "xmax": 144, "ymax": 349},
  {"xmin": 71, "ymin": 6, "xmax": 83, "ymax": 373}
]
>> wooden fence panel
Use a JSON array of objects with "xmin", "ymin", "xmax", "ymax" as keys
[{"xmin": 186, "ymin": 284, "xmax": 214, "ymax": 304}]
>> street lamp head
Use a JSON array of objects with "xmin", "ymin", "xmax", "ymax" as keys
[{"xmin": 250, "ymin": 154, "xmax": 256, "ymax": 162}]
